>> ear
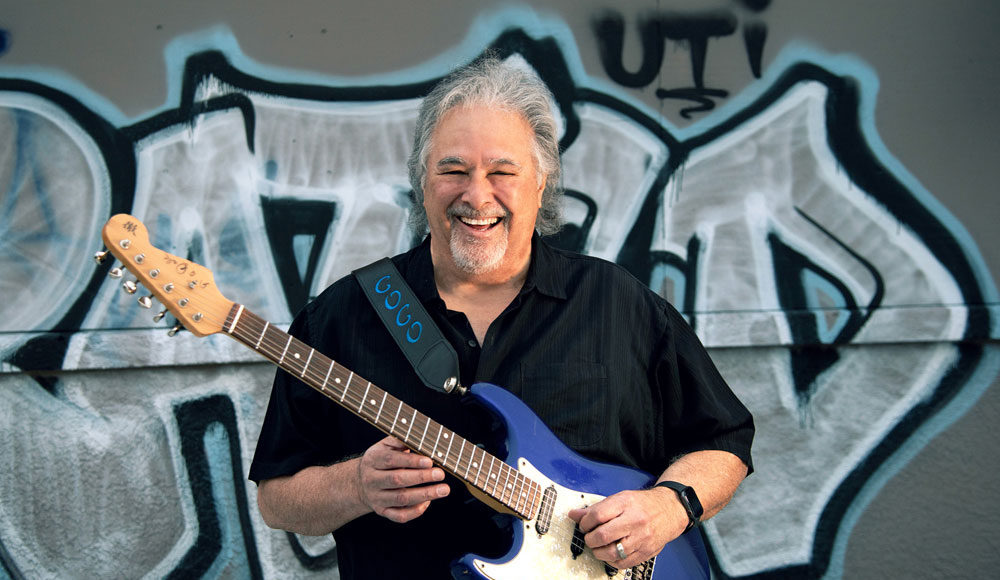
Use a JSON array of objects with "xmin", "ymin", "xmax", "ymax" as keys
[{"xmin": 536, "ymin": 177, "xmax": 546, "ymax": 208}]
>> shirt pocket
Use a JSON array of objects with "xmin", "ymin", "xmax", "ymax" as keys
[{"xmin": 519, "ymin": 362, "xmax": 609, "ymax": 450}]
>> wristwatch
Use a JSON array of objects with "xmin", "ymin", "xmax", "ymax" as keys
[{"xmin": 655, "ymin": 481, "xmax": 703, "ymax": 531}]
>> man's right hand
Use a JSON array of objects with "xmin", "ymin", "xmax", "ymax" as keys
[{"xmin": 357, "ymin": 436, "xmax": 451, "ymax": 523}]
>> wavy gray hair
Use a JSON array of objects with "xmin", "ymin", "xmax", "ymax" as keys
[{"xmin": 406, "ymin": 56, "xmax": 563, "ymax": 236}]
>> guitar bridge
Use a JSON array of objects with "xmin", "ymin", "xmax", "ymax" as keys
[{"xmin": 535, "ymin": 486, "xmax": 557, "ymax": 535}]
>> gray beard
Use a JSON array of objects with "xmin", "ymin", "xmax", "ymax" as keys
[{"xmin": 449, "ymin": 225, "xmax": 509, "ymax": 275}]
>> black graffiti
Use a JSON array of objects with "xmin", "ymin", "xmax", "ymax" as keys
[
  {"xmin": 0, "ymin": 24, "xmax": 993, "ymax": 580},
  {"xmin": 592, "ymin": 7, "xmax": 768, "ymax": 117},
  {"xmin": 170, "ymin": 395, "xmax": 266, "ymax": 578}
]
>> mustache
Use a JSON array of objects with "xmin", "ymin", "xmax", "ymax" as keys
[{"xmin": 446, "ymin": 204, "xmax": 510, "ymax": 221}]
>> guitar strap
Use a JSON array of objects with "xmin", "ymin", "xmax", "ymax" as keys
[{"xmin": 353, "ymin": 258, "xmax": 464, "ymax": 395}]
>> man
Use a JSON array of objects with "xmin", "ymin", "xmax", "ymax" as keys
[{"xmin": 249, "ymin": 56, "xmax": 753, "ymax": 578}]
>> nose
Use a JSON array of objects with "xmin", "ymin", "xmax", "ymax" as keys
[{"xmin": 460, "ymin": 171, "xmax": 495, "ymax": 209}]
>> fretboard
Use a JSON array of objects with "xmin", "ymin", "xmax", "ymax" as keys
[{"xmin": 224, "ymin": 304, "xmax": 541, "ymax": 520}]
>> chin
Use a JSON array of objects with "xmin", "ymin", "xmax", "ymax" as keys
[{"xmin": 450, "ymin": 236, "xmax": 507, "ymax": 275}]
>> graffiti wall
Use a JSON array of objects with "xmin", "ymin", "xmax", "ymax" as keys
[{"xmin": 2, "ymin": 1, "xmax": 998, "ymax": 578}]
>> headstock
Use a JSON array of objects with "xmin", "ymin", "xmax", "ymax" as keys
[{"xmin": 97, "ymin": 214, "xmax": 234, "ymax": 337}]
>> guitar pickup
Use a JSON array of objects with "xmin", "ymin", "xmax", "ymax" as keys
[{"xmin": 535, "ymin": 486, "xmax": 557, "ymax": 535}]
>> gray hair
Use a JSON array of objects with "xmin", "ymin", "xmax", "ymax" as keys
[{"xmin": 406, "ymin": 56, "xmax": 563, "ymax": 236}]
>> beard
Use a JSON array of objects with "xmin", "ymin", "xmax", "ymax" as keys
[{"xmin": 447, "ymin": 206, "xmax": 510, "ymax": 275}]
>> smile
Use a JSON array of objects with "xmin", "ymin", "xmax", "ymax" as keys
[{"xmin": 454, "ymin": 214, "xmax": 505, "ymax": 232}]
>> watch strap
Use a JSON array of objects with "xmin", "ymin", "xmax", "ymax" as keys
[{"xmin": 654, "ymin": 480, "xmax": 703, "ymax": 531}]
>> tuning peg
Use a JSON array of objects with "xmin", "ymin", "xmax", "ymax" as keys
[
  {"xmin": 137, "ymin": 295, "xmax": 153, "ymax": 309},
  {"xmin": 94, "ymin": 250, "xmax": 109, "ymax": 264},
  {"xmin": 153, "ymin": 309, "xmax": 168, "ymax": 322},
  {"xmin": 122, "ymin": 280, "xmax": 138, "ymax": 295},
  {"xmin": 109, "ymin": 267, "xmax": 123, "ymax": 279},
  {"xmin": 167, "ymin": 322, "xmax": 185, "ymax": 337}
]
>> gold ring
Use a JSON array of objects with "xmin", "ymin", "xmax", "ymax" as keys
[{"xmin": 615, "ymin": 541, "xmax": 627, "ymax": 560}]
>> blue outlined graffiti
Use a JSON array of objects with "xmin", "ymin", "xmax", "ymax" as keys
[{"xmin": 1, "ymin": 14, "xmax": 997, "ymax": 580}]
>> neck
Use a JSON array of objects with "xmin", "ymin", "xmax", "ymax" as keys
[{"xmin": 430, "ymin": 237, "xmax": 532, "ymax": 345}]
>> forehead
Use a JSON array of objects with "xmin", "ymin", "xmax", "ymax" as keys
[{"xmin": 428, "ymin": 104, "xmax": 536, "ymax": 161}]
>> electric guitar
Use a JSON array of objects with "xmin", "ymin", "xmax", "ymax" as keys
[{"xmin": 97, "ymin": 214, "xmax": 710, "ymax": 580}]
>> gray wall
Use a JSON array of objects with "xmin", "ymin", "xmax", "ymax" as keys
[{"xmin": 2, "ymin": 1, "xmax": 998, "ymax": 578}]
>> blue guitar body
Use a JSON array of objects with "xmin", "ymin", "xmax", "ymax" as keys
[{"xmin": 450, "ymin": 383, "xmax": 710, "ymax": 580}]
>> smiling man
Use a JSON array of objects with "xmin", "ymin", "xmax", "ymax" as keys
[{"xmin": 249, "ymin": 56, "xmax": 754, "ymax": 579}]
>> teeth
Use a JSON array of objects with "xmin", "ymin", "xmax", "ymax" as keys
[{"xmin": 460, "ymin": 217, "xmax": 500, "ymax": 226}]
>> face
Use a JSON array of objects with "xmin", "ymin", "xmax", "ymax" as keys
[{"xmin": 422, "ymin": 104, "xmax": 545, "ymax": 279}]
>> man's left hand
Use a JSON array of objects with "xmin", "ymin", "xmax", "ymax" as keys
[{"xmin": 567, "ymin": 486, "xmax": 689, "ymax": 569}]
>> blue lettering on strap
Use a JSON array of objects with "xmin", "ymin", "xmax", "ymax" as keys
[
  {"xmin": 407, "ymin": 321, "xmax": 422, "ymax": 343},
  {"xmin": 371, "ymin": 273, "xmax": 422, "ymax": 343},
  {"xmin": 396, "ymin": 303, "xmax": 412, "ymax": 326},
  {"xmin": 385, "ymin": 289, "xmax": 401, "ymax": 310}
]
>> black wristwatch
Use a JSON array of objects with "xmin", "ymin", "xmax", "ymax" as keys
[{"xmin": 655, "ymin": 481, "xmax": 704, "ymax": 531}]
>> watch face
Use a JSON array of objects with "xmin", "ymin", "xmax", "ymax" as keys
[{"xmin": 681, "ymin": 487, "xmax": 704, "ymax": 518}]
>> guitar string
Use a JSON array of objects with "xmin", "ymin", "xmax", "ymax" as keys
[
  {"xmin": 227, "ymin": 308, "xmax": 542, "ymax": 517},
  {"xmin": 136, "ymin": 287, "xmax": 595, "ymax": 549},
  {"xmin": 115, "ymin": 241, "xmax": 648, "ymax": 564}
]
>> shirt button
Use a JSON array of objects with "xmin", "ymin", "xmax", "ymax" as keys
[{"xmin": 467, "ymin": 339, "xmax": 478, "ymax": 348}]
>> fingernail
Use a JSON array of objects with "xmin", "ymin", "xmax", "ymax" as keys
[{"xmin": 438, "ymin": 485, "xmax": 450, "ymax": 497}]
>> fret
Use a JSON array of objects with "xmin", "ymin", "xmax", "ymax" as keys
[
  {"xmin": 278, "ymin": 334, "xmax": 292, "ymax": 365},
  {"xmin": 321, "ymin": 361, "xmax": 333, "ymax": 393},
  {"xmin": 341, "ymin": 372, "xmax": 353, "ymax": 402},
  {"xmin": 374, "ymin": 391, "xmax": 388, "ymax": 425},
  {"xmin": 227, "ymin": 304, "xmax": 244, "ymax": 333},
  {"xmin": 487, "ymin": 455, "xmax": 497, "ymax": 496},
  {"xmin": 405, "ymin": 408, "xmax": 417, "ymax": 443},
  {"xmin": 473, "ymin": 446, "xmax": 484, "ymax": 488},
  {"xmin": 443, "ymin": 431, "xmax": 456, "ymax": 470},
  {"xmin": 255, "ymin": 321, "xmax": 269, "ymax": 350},
  {"xmin": 390, "ymin": 399, "xmax": 403, "ymax": 437},
  {"xmin": 359, "ymin": 382, "xmax": 372, "ymax": 414},
  {"xmin": 418, "ymin": 419, "xmax": 431, "ymax": 455},
  {"xmin": 499, "ymin": 464, "xmax": 512, "ymax": 504},
  {"xmin": 464, "ymin": 444, "xmax": 474, "ymax": 481},
  {"xmin": 431, "ymin": 425, "xmax": 444, "ymax": 462},
  {"xmin": 457, "ymin": 439, "xmax": 467, "ymax": 477},
  {"xmin": 301, "ymin": 348, "xmax": 314, "ymax": 378}
]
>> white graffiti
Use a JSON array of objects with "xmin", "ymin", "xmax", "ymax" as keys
[{"xmin": 1, "ymin": 24, "xmax": 996, "ymax": 580}]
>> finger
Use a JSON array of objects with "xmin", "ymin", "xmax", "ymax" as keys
[
  {"xmin": 369, "ymin": 440, "xmax": 434, "ymax": 470},
  {"xmin": 367, "ymin": 465, "xmax": 446, "ymax": 491},
  {"xmin": 576, "ymin": 498, "xmax": 625, "ymax": 534},
  {"xmin": 379, "ymin": 500, "xmax": 432, "ymax": 524},
  {"xmin": 369, "ymin": 481, "xmax": 450, "ymax": 516}
]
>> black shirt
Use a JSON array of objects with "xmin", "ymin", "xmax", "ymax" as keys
[{"xmin": 249, "ymin": 235, "xmax": 754, "ymax": 578}]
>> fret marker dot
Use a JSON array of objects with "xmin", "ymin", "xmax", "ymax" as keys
[
  {"xmin": 437, "ymin": 452, "xmax": 443, "ymax": 458},
  {"xmin": 335, "ymin": 378, "xmax": 341, "ymax": 384},
  {"xmin": 443, "ymin": 433, "xmax": 449, "ymax": 439},
  {"xmin": 490, "ymin": 474, "xmax": 496, "ymax": 479},
  {"xmin": 401, "ymin": 419, "xmax": 408, "ymax": 424},
  {"xmin": 369, "ymin": 399, "xmax": 376, "ymax": 405},
  {"xmin": 294, "ymin": 353, "xmax": 300, "ymax": 359},
  {"xmin": 472, "ymin": 462, "xmax": 479, "ymax": 468}
]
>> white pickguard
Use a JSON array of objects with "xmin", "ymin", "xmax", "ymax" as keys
[{"xmin": 471, "ymin": 458, "xmax": 651, "ymax": 579}]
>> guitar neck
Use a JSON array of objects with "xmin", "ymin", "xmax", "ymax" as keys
[{"xmin": 223, "ymin": 303, "xmax": 540, "ymax": 520}]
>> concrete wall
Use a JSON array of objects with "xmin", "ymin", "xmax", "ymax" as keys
[{"xmin": 2, "ymin": 1, "xmax": 998, "ymax": 578}]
